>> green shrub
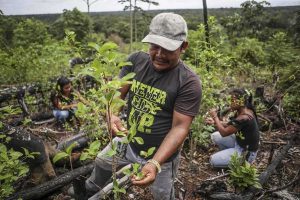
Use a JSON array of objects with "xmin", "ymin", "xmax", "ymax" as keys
[{"xmin": 228, "ymin": 152, "xmax": 261, "ymax": 191}]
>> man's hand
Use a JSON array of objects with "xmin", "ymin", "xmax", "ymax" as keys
[
  {"xmin": 131, "ymin": 163, "xmax": 157, "ymax": 187},
  {"xmin": 110, "ymin": 114, "xmax": 127, "ymax": 135}
]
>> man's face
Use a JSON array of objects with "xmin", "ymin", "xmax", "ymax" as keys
[{"xmin": 149, "ymin": 43, "xmax": 185, "ymax": 72}]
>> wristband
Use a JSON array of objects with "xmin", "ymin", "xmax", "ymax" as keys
[{"xmin": 147, "ymin": 159, "xmax": 162, "ymax": 173}]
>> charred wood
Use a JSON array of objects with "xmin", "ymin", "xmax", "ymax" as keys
[{"xmin": 7, "ymin": 163, "xmax": 94, "ymax": 200}]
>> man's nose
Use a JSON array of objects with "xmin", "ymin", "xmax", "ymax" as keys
[{"xmin": 156, "ymin": 47, "xmax": 165, "ymax": 56}]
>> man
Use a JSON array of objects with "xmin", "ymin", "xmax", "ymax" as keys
[{"xmin": 86, "ymin": 12, "xmax": 202, "ymax": 200}]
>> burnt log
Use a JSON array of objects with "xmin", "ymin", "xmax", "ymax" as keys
[
  {"xmin": 3, "ymin": 125, "xmax": 48, "ymax": 167},
  {"xmin": 7, "ymin": 163, "xmax": 94, "ymax": 200},
  {"xmin": 56, "ymin": 131, "xmax": 89, "ymax": 151}
]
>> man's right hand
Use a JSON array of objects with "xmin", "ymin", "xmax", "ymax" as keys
[{"xmin": 110, "ymin": 114, "xmax": 127, "ymax": 135}]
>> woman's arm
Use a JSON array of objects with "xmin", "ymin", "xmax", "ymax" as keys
[{"xmin": 209, "ymin": 108, "xmax": 237, "ymax": 137}]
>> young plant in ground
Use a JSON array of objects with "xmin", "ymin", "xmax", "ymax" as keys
[
  {"xmin": 53, "ymin": 141, "xmax": 78, "ymax": 170},
  {"xmin": 0, "ymin": 143, "xmax": 29, "ymax": 198},
  {"xmin": 75, "ymin": 40, "xmax": 136, "ymax": 199},
  {"xmin": 228, "ymin": 152, "xmax": 261, "ymax": 192},
  {"xmin": 0, "ymin": 130, "xmax": 39, "ymax": 198},
  {"xmin": 80, "ymin": 140, "xmax": 101, "ymax": 161}
]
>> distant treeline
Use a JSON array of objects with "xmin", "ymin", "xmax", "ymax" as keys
[{"xmin": 10, "ymin": 6, "xmax": 300, "ymax": 31}]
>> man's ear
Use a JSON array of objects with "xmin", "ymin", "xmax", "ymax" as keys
[{"xmin": 181, "ymin": 41, "xmax": 189, "ymax": 52}]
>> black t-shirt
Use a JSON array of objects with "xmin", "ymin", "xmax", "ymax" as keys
[
  {"xmin": 228, "ymin": 114, "xmax": 260, "ymax": 151},
  {"xmin": 120, "ymin": 51, "xmax": 202, "ymax": 160},
  {"xmin": 52, "ymin": 91, "xmax": 75, "ymax": 110}
]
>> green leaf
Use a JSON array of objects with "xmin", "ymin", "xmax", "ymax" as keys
[
  {"xmin": 18, "ymin": 167, "xmax": 29, "ymax": 177},
  {"xmin": 132, "ymin": 163, "xmax": 140, "ymax": 173},
  {"xmin": 117, "ymin": 187, "xmax": 126, "ymax": 194},
  {"xmin": 140, "ymin": 151, "xmax": 147, "ymax": 157},
  {"xmin": 117, "ymin": 61, "xmax": 132, "ymax": 68},
  {"xmin": 53, "ymin": 152, "xmax": 68, "ymax": 163},
  {"xmin": 147, "ymin": 147, "xmax": 156, "ymax": 156},
  {"xmin": 121, "ymin": 72, "xmax": 135, "ymax": 81},
  {"xmin": 80, "ymin": 152, "xmax": 89, "ymax": 161},
  {"xmin": 21, "ymin": 147, "xmax": 29, "ymax": 156},
  {"xmin": 0, "ymin": 173, "xmax": 12, "ymax": 180},
  {"xmin": 0, "ymin": 143, "xmax": 7, "ymax": 152},
  {"xmin": 106, "ymin": 149, "xmax": 116, "ymax": 157},
  {"xmin": 10, "ymin": 151, "xmax": 23, "ymax": 159},
  {"xmin": 123, "ymin": 168, "xmax": 131, "ymax": 176},
  {"xmin": 99, "ymin": 42, "xmax": 118, "ymax": 54},
  {"xmin": 115, "ymin": 131, "xmax": 127, "ymax": 137},
  {"xmin": 65, "ymin": 142, "xmax": 78, "ymax": 155},
  {"xmin": 254, "ymin": 182, "xmax": 262, "ymax": 188},
  {"xmin": 90, "ymin": 140, "xmax": 101, "ymax": 151},
  {"xmin": 88, "ymin": 42, "xmax": 100, "ymax": 51},
  {"xmin": 134, "ymin": 137, "xmax": 144, "ymax": 145},
  {"xmin": 99, "ymin": 96, "xmax": 108, "ymax": 105}
]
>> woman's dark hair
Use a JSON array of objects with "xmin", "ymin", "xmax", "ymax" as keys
[
  {"xmin": 230, "ymin": 88, "xmax": 257, "ymax": 120},
  {"xmin": 56, "ymin": 76, "xmax": 71, "ymax": 93}
]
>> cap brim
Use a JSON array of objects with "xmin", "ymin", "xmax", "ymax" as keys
[{"xmin": 142, "ymin": 34, "xmax": 183, "ymax": 51}]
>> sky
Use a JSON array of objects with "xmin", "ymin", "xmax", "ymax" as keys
[{"xmin": 1, "ymin": 0, "xmax": 300, "ymax": 15}]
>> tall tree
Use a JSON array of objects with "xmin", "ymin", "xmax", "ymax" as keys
[
  {"xmin": 202, "ymin": 0, "xmax": 210, "ymax": 47},
  {"xmin": 50, "ymin": 8, "xmax": 92, "ymax": 41},
  {"xmin": 118, "ymin": 0, "xmax": 158, "ymax": 52},
  {"xmin": 290, "ymin": 10, "xmax": 300, "ymax": 46},
  {"xmin": 0, "ymin": 14, "xmax": 17, "ymax": 49},
  {"xmin": 240, "ymin": 0, "xmax": 270, "ymax": 37},
  {"xmin": 81, "ymin": 0, "xmax": 99, "ymax": 14},
  {"xmin": 13, "ymin": 19, "xmax": 49, "ymax": 47}
]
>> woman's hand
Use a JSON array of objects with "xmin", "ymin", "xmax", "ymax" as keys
[
  {"xmin": 110, "ymin": 114, "xmax": 127, "ymax": 136},
  {"xmin": 131, "ymin": 163, "xmax": 157, "ymax": 187},
  {"xmin": 205, "ymin": 117, "xmax": 215, "ymax": 125},
  {"xmin": 209, "ymin": 108, "xmax": 218, "ymax": 119}
]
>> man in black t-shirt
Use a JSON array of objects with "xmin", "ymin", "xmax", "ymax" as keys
[{"xmin": 85, "ymin": 13, "xmax": 202, "ymax": 200}]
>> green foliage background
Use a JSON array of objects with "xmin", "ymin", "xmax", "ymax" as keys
[{"xmin": 0, "ymin": 1, "xmax": 299, "ymax": 145}]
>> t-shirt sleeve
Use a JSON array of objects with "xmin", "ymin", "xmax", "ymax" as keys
[
  {"xmin": 228, "ymin": 119, "xmax": 248, "ymax": 131},
  {"xmin": 119, "ymin": 52, "xmax": 139, "ymax": 78},
  {"xmin": 174, "ymin": 75, "xmax": 202, "ymax": 117}
]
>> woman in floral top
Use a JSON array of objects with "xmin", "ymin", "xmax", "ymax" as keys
[{"xmin": 206, "ymin": 88, "xmax": 260, "ymax": 168}]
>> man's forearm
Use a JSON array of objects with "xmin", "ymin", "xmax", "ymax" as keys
[{"xmin": 152, "ymin": 126, "xmax": 189, "ymax": 165}]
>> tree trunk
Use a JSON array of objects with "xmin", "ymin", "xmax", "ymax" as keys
[
  {"xmin": 129, "ymin": 0, "xmax": 133, "ymax": 53},
  {"xmin": 202, "ymin": 0, "xmax": 210, "ymax": 47}
]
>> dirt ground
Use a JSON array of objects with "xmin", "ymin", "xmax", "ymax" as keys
[
  {"xmin": 5, "ymin": 117, "xmax": 300, "ymax": 200},
  {"xmin": 122, "ymin": 123, "xmax": 300, "ymax": 200}
]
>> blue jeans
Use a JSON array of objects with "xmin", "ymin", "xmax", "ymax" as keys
[
  {"xmin": 86, "ymin": 137, "xmax": 179, "ymax": 200},
  {"xmin": 53, "ymin": 110, "xmax": 69, "ymax": 123},
  {"xmin": 210, "ymin": 131, "xmax": 257, "ymax": 168}
]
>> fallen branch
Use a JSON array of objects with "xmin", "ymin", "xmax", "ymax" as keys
[
  {"xmin": 206, "ymin": 173, "xmax": 229, "ymax": 181},
  {"xmin": 261, "ymin": 140, "xmax": 287, "ymax": 145},
  {"xmin": 7, "ymin": 163, "xmax": 94, "ymax": 200},
  {"xmin": 28, "ymin": 127, "xmax": 72, "ymax": 135}
]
